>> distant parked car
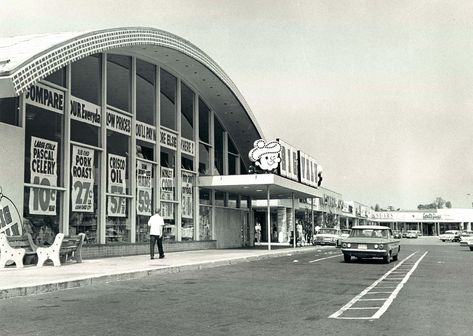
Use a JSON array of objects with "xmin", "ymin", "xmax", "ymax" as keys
[
  {"xmin": 406, "ymin": 230, "xmax": 418, "ymax": 239},
  {"xmin": 459, "ymin": 231, "xmax": 473, "ymax": 246},
  {"xmin": 393, "ymin": 230, "xmax": 402, "ymax": 239},
  {"xmin": 313, "ymin": 228, "xmax": 341, "ymax": 246},
  {"xmin": 341, "ymin": 226, "xmax": 401, "ymax": 263},
  {"xmin": 439, "ymin": 230, "xmax": 461, "ymax": 242},
  {"xmin": 336, "ymin": 229, "xmax": 351, "ymax": 247}
]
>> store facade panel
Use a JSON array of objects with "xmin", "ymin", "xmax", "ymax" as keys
[{"xmin": 0, "ymin": 27, "xmax": 263, "ymax": 254}]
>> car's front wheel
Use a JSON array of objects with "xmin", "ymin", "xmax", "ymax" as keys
[
  {"xmin": 344, "ymin": 254, "xmax": 351, "ymax": 263},
  {"xmin": 383, "ymin": 251, "xmax": 391, "ymax": 264}
]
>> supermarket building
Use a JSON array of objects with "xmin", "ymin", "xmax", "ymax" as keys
[{"xmin": 0, "ymin": 27, "xmax": 472, "ymax": 258}]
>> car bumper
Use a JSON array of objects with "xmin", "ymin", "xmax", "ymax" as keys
[{"xmin": 341, "ymin": 248, "xmax": 388, "ymax": 258}]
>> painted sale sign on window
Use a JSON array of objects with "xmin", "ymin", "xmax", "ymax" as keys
[
  {"xmin": 107, "ymin": 154, "xmax": 127, "ymax": 217},
  {"xmin": 71, "ymin": 145, "xmax": 94, "ymax": 212},
  {"xmin": 29, "ymin": 136, "xmax": 58, "ymax": 215},
  {"xmin": 136, "ymin": 160, "xmax": 152, "ymax": 216}
]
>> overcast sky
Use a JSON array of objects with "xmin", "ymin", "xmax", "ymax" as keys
[{"xmin": 2, "ymin": 0, "xmax": 473, "ymax": 209}]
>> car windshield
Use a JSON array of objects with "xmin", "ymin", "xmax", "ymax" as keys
[
  {"xmin": 319, "ymin": 229, "xmax": 337, "ymax": 235},
  {"xmin": 350, "ymin": 229, "xmax": 388, "ymax": 238}
]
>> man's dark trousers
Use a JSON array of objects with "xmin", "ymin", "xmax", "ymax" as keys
[{"xmin": 150, "ymin": 235, "xmax": 164, "ymax": 258}]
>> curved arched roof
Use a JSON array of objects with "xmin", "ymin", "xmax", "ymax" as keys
[{"xmin": 0, "ymin": 27, "xmax": 264, "ymax": 166}]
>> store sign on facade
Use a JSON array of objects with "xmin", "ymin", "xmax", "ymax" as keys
[
  {"xmin": 70, "ymin": 96, "xmax": 101, "ymax": 127},
  {"xmin": 106, "ymin": 109, "xmax": 131, "ymax": 135},
  {"xmin": 248, "ymin": 139, "xmax": 282, "ymax": 172},
  {"xmin": 136, "ymin": 121, "xmax": 156, "ymax": 143},
  {"xmin": 71, "ymin": 145, "xmax": 94, "ymax": 212},
  {"xmin": 25, "ymin": 83, "xmax": 64, "ymax": 114},
  {"xmin": 160, "ymin": 129, "xmax": 177, "ymax": 150},
  {"xmin": 277, "ymin": 139, "xmax": 298, "ymax": 181},
  {"xmin": 276, "ymin": 138, "xmax": 323, "ymax": 188},
  {"xmin": 29, "ymin": 136, "xmax": 58, "ymax": 215}
]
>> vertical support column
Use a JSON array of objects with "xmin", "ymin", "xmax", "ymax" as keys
[
  {"xmin": 277, "ymin": 207, "xmax": 286, "ymax": 243},
  {"xmin": 130, "ymin": 57, "xmax": 137, "ymax": 243},
  {"xmin": 292, "ymin": 192, "xmax": 296, "ymax": 248},
  {"xmin": 62, "ymin": 65, "xmax": 71, "ymax": 235},
  {"xmin": 176, "ymin": 79, "xmax": 182, "ymax": 242},
  {"xmin": 193, "ymin": 94, "xmax": 199, "ymax": 240},
  {"xmin": 99, "ymin": 53, "xmax": 107, "ymax": 245},
  {"xmin": 311, "ymin": 198, "xmax": 314, "ymax": 243},
  {"xmin": 155, "ymin": 66, "xmax": 161, "ymax": 216},
  {"xmin": 266, "ymin": 185, "xmax": 271, "ymax": 251}
]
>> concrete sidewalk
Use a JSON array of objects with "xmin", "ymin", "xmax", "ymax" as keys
[{"xmin": 0, "ymin": 246, "xmax": 319, "ymax": 299}]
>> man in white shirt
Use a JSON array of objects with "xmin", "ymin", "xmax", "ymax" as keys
[{"xmin": 148, "ymin": 208, "xmax": 165, "ymax": 259}]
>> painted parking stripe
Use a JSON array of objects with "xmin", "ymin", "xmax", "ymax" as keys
[
  {"xmin": 308, "ymin": 254, "xmax": 342, "ymax": 263},
  {"xmin": 329, "ymin": 251, "xmax": 427, "ymax": 320}
]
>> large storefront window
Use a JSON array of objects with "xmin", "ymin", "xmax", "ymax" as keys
[
  {"xmin": 44, "ymin": 68, "xmax": 66, "ymax": 88},
  {"xmin": 106, "ymin": 128, "xmax": 130, "ymax": 243},
  {"xmin": 24, "ymin": 96, "xmax": 63, "ymax": 245},
  {"xmin": 136, "ymin": 59, "xmax": 156, "ymax": 124},
  {"xmin": 0, "ymin": 97, "xmax": 20, "ymax": 127},
  {"xmin": 181, "ymin": 82, "xmax": 194, "ymax": 140},
  {"xmin": 71, "ymin": 54, "xmax": 101, "ymax": 104},
  {"xmin": 160, "ymin": 69, "xmax": 177, "ymax": 130},
  {"xmin": 107, "ymin": 54, "xmax": 131, "ymax": 112},
  {"xmin": 199, "ymin": 205, "xmax": 212, "ymax": 240},
  {"xmin": 199, "ymin": 98, "xmax": 210, "ymax": 143},
  {"xmin": 136, "ymin": 158, "xmax": 154, "ymax": 243},
  {"xmin": 214, "ymin": 118, "xmax": 224, "ymax": 175},
  {"xmin": 181, "ymin": 172, "xmax": 195, "ymax": 240},
  {"xmin": 199, "ymin": 143, "xmax": 211, "ymax": 175}
]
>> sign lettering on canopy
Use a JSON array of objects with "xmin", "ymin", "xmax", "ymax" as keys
[
  {"xmin": 298, "ymin": 150, "xmax": 319, "ymax": 188},
  {"xmin": 276, "ymin": 139, "xmax": 298, "ymax": 181},
  {"xmin": 136, "ymin": 160, "xmax": 152, "ymax": 216},
  {"xmin": 107, "ymin": 154, "xmax": 127, "ymax": 217},
  {"xmin": 248, "ymin": 139, "xmax": 281, "ymax": 172},
  {"xmin": 29, "ymin": 136, "xmax": 58, "ymax": 215},
  {"xmin": 71, "ymin": 146, "xmax": 94, "ymax": 212}
]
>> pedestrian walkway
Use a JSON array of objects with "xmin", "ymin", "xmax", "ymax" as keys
[{"xmin": 0, "ymin": 245, "xmax": 318, "ymax": 299}]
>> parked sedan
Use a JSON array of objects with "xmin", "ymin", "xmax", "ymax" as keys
[
  {"xmin": 439, "ymin": 230, "xmax": 461, "ymax": 242},
  {"xmin": 341, "ymin": 226, "xmax": 401, "ymax": 263},
  {"xmin": 406, "ymin": 230, "xmax": 418, "ymax": 239},
  {"xmin": 336, "ymin": 229, "xmax": 351, "ymax": 247},
  {"xmin": 313, "ymin": 228, "xmax": 341, "ymax": 246},
  {"xmin": 459, "ymin": 231, "xmax": 473, "ymax": 247}
]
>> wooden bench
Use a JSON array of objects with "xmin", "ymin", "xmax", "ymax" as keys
[
  {"xmin": 36, "ymin": 233, "xmax": 86, "ymax": 267},
  {"xmin": 0, "ymin": 233, "xmax": 38, "ymax": 268}
]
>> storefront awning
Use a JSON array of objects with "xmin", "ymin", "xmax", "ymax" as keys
[{"xmin": 198, "ymin": 174, "xmax": 323, "ymax": 200}]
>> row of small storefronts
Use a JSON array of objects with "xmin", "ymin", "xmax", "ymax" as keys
[{"xmin": 0, "ymin": 27, "xmax": 470, "ymax": 258}]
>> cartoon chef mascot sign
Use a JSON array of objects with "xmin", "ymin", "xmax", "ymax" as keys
[{"xmin": 248, "ymin": 139, "xmax": 282, "ymax": 173}]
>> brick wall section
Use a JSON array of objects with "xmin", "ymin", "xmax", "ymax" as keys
[{"xmin": 81, "ymin": 240, "xmax": 217, "ymax": 259}]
